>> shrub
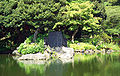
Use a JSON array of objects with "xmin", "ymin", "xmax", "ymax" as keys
[
  {"xmin": 17, "ymin": 34, "xmax": 46, "ymax": 55},
  {"xmin": 96, "ymin": 43, "xmax": 105, "ymax": 50},
  {"xmin": 70, "ymin": 42, "xmax": 96, "ymax": 51},
  {"xmin": 24, "ymin": 35, "xmax": 34, "ymax": 44},
  {"xmin": 105, "ymin": 43, "xmax": 120, "ymax": 51},
  {"xmin": 96, "ymin": 42, "xmax": 120, "ymax": 51}
]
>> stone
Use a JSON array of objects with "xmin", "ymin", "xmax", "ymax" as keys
[
  {"xmin": 84, "ymin": 50, "xmax": 89, "ymax": 55},
  {"xmin": 62, "ymin": 47, "xmax": 74, "ymax": 54},
  {"xmin": 45, "ymin": 31, "xmax": 67, "ymax": 49},
  {"xmin": 106, "ymin": 50, "xmax": 113, "ymax": 54},
  {"xmin": 44, "ymin": 51, "xmax": 50, "ymax": 60},
  {"xmin": 12, "ymin": 50, "xmax": 21, "ymax": 56},
  {"xmin": 101, "ymin": 49, "xmax": 105, "ymax": 55},
  {"xmin": 59, "ymin": 53, "xmax": 72, "ymax": 59},
  {"xmin": 95, "ymin": 50, "xmax": 101, "ymax": 54},
  {"xmin": 58, "ymin": 47, "xmax": 74, "ymax": 59},
  {"xmin": 18, "ymin": 53, "xmax": 46, "ymax": 60},
  {"xmin": 54, "ymin": 47, "xmax": 62, "ymax": 52},
  {"xmin": 88, "ymin": 50, "xmax": 94, "ymax": 55}
]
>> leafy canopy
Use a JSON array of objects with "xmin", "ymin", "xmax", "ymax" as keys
[
  {"xmin": 0, "ymin": 0, "xmax": 66, "ymax": 28},
  {"xmin": 53, "ymin": 1, "xmax": 101, "ymax": 32}
]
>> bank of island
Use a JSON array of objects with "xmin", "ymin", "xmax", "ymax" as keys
[{"xmin": 12, "ymin": 31, "xmax": 120, "ymax": 64}]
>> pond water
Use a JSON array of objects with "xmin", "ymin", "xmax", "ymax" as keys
[{"xmin": 0, "ymin": 54, "xmax": 120, "ymax": 76}]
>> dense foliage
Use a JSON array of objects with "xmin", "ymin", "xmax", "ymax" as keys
[
  {"xmin": 53, "ymin": 1, "xmax": 101, "ymax": 42},
  {"xmin": 0, "ymin": 0, "xmax": 66, "ymax": 50},
  {"xmin": 0, "ymin": 0, "xmax": 66, "ymax": 28},
  {"xmin": 104, "ymin": 6, "xmax": 120, "ymax": 43},
  {"xmin": 0, "ymin": 0, "xmax": 120, "ymax": 53}
]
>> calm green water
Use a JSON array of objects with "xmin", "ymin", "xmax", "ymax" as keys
[{"xmin": 0, "ymin": 54, "xmax": 120, "ymax": 76}]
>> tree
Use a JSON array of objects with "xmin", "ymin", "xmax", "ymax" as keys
[
  {"xmin": 0, "ymin": 0, "xmax": 67, "ymax": 49},
  {"xmin": 104, "ymin": 6, "xmax": 120, "ymax": 44},
  {"xmin": 0, "ymin": 0, "xmax": 66, "ymax": 28},
  {"xmin": 53, "ymin": 1, "xmax": 101, "ymax": 42}
]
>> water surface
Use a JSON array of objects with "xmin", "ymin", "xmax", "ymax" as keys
[{"xmin": 0, "ymin": 54, "xmax": 120, "ymax": 76}]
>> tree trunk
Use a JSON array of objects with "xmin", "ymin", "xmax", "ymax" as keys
[
  {"xmin": 118, "ymin": 34, "xmax": 120, "ymax": 45},
  {"xmin": 71, "ymin": 28, "xmax": 79, "ymax": 43},
  {"xmin": 33, "ymin": 28, "xmax": 39, "ymax": 42}
]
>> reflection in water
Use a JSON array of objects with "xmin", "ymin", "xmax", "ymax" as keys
[
  {"xmin": 45, "ymin": 59, "xmax": 63, "ymax": 76},
  {"xmin": 0, "ymin": 55, "xmax": 28, "ymax": 76},
  {"xmin": 0, "ymin": 54, "xmax": 120, "ymax": 76},
  {"xmin": 73, "ymin": 55, "xmax": 120, "ymax": 76},
  {"xmin": 18, "ymin": 62, "xmax": 45, "ymax": 76},
  {"xmin": 17, "ymin": 59, "xmax": 73, "ymax": 76}
]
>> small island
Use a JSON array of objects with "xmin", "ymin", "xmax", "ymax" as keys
[{"xmin": 12, "ymin": 31, "xmax": 120, "ymax": 63}]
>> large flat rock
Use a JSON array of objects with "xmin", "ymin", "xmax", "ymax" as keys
[{"xmin": 18, "ymin": 53, "xmax": 47, "ymax": 60}]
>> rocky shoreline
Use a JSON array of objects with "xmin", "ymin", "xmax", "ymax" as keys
[
  {"xmin": 74, "ymin": 49, "xmax": 114, "ymax": 55},
  {"xmin": 12, "ymin": 46, "xmax": 115, "ymax": 62},
  {"xmin": 12, "ymin": 47, "xmax": 74, "ymax": 61}
]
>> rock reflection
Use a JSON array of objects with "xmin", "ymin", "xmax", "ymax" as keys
[
  {"xmin": 17, "ymin": 59, "xmax": 74, "ymax": 76},
  {"xmin": 16, "ymin": 55, "xmax": 120, "ymax": 76},
  {"xmin": 45, "ymin": 59, "xmax": 63, "ymax": 76}
]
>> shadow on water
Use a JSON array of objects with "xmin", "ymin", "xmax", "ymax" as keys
[{"xmin": 0, "ymin": 54, "xmax": 120, "ymax": 76}]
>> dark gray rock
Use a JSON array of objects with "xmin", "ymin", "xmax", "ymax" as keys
[{"xmin": 46, "ymin": 31, "xmax": 67, "ymax": 48}]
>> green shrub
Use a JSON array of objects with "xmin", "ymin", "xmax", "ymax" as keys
[
  {"xmin": 105, "ymin": 43, "xmax": 120, "ymax": 51},
  {"xmin": 67, "ymin": 40, "xmax": 73, "ymax": 47},
  {"xmin": 24, "ymin": 35, "xmax": 33, "ymax": 44},
  {"xmin": 96, "ymin": 42, "xmax": 120, "ymax": 51},
  {"xmin": 80, "ymin": 33, "xmax": 112, "ymax": 46},
  {"xmin": 17, "ymin": 34, "xmax": 46, "ymax": 55},
  {"xmin": 70, "ymin": 42, "xmax": 96, "ymax": 51},
  {"xmin": 18, "ymin": 43, "xmax": 24, "ymax": 53}
]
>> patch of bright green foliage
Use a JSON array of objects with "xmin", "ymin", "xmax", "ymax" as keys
[
  {"xmin": 69, "ymin": 40, "xmax": 120, "ymax": 51},
  {"xmin": 17, "ymin": 34, "xmax": 47, "ymax": 55},
  {"xmin": 96, "ymin": 42, "xmax": 120, "ymax": 51},
  {"xmin": 106, "ymin": 43, "xmax": 120, "ymax": 51},
  {"xmin": 70, "ymin": 42, "xmax": 96, "ymax": 50}
]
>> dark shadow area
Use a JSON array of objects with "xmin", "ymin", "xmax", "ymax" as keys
[{"xmin": 0, "ymin": 47, "xmax": 12, "ymax": 54}]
